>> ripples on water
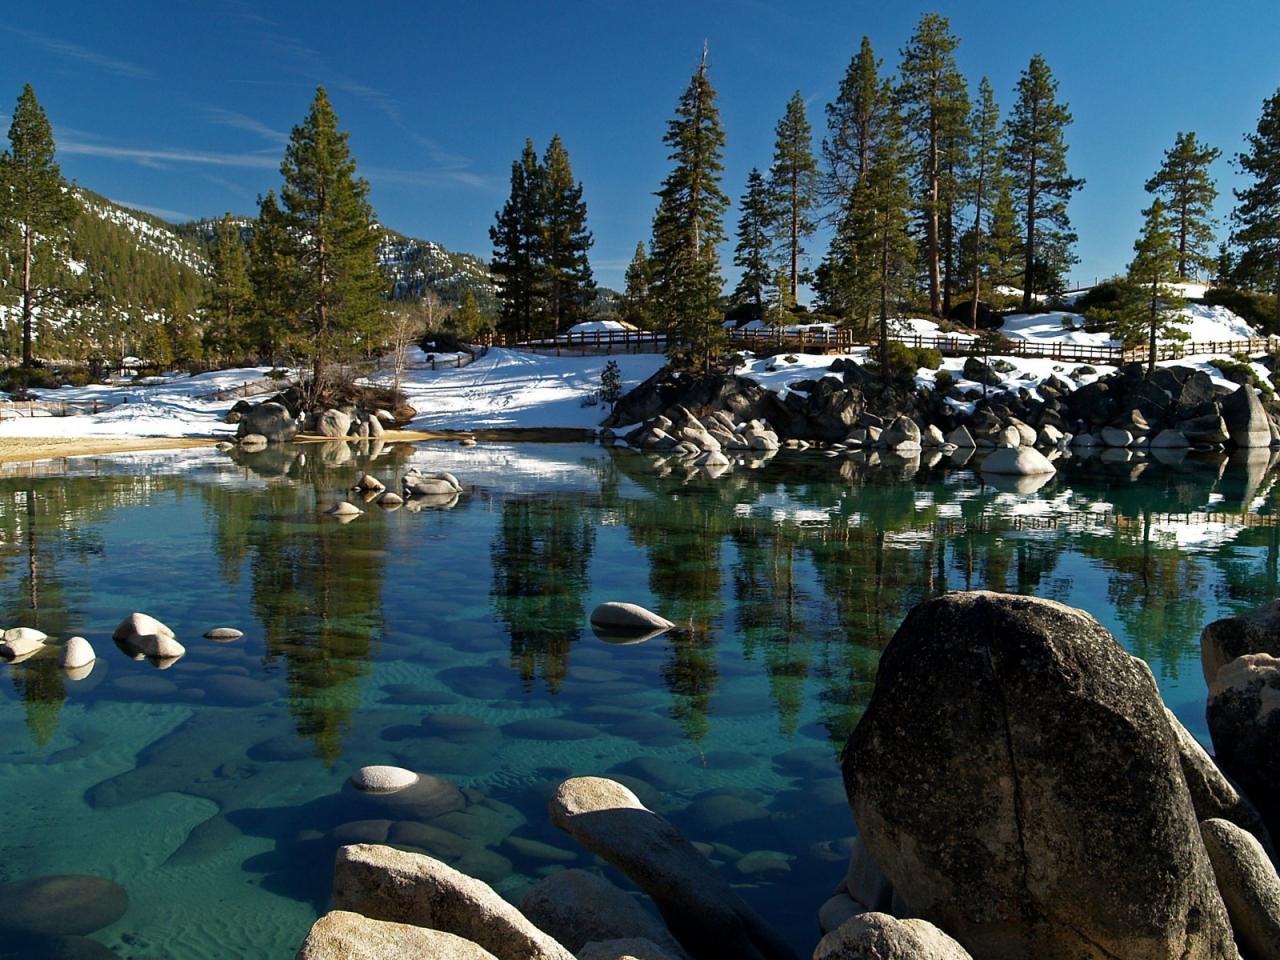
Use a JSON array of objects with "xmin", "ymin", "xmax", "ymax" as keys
[{"xmin": 0, "ymin": 440, "xmax": 1275, "ymax": 957}]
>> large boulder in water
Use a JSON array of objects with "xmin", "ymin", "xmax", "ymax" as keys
[
  {"xmin": 235, "ymin": 401, "xmax": 297, "ymax": 443},
  {"xmin": 518, "ymin": 869, "xmax": 687, "ymax": 958},
  {"xmin": 317, "ymin": 409, "xmax": 353, "ymax": 438},
  {"xmin": 296, "ymin": 910, "xmax": 500, "ymax": 959},
  {"xmin": 842, "ymin": 591, "xmax": 1235, "ymax": 960},
  {"xmin": 1223, "ymin": 383, "xmax": 1273, "ymax": 448},
  {"xmin": 332, "ymin": 844, "xmax": 573, "ymax": 960},
  {"xmin": 1208, "ymin": 653, "xmax": 1280, "ymax": 839},
  {"xmin": 1201, "ymin": 599, "xmax": 1280, "ymax": 686},
  {"xmin": 813, "ymin": 912, "xmax": 972, "ymax": 960}
]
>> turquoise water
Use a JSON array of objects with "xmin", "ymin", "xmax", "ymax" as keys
[{"xmin": 0, "ymin": 441, "xmax": 1276, "ymax": 957}]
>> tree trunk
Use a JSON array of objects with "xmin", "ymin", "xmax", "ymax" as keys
[
  {"xmin": 879, "ymin": 224, "xmax": 890, "ymax": 381},
  {"xmin": 942, "ymin": 195, "xmax": 954, "ymax": 317},
  {"xmin": 790, "ymin": 169, "xmax": 800, "ymax": 301},
  {"xmin": 1023, "ymin": 155, "xmax": 1037, "ymax": 313},
  {"xmin": 22, "ymin": 225, "xmax": 33, "ymax": 370},
  {"xmin": 927, "ymin": 116, "xmax": 941, "ymax": 318},
  {"xmin": 971, "ymin": 165, "xmax": 985, "ymax": 330},
  {"xmin": 1178, "ymin": 196, "xmax": 1190, "ymax": 280},
  {"xmin": 1148, "ymin": 279, "xmax": 1158, "ymax": 373}
]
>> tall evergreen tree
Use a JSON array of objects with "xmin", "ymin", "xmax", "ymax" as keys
[
  {"xmin": 0, "ymin": 84, "xmax": 77, "ymax": 369},
  {"xmin": 847, "ymin": 83, "xmax": 914, "ymax": 377},
  {"xmin": 897, "ymin": 13, "xmax": 970, "ymax": 318},
  {"xmin": 277, "ymin": 86, "xmax": 383, "ymax": 387},
  {"xmin": 650, "ymin": 46, "xmax": 729, "ymax": 372},
  {"xmin": 490, "ymin": 140, "xmax": 543, "ymax": 340},
  {"xmin": 201, "ymin": 214, "xmax": 253, "ymax": 361},
  {"xmin": 816, "ymin": 39, "xmax": 893, "ymax": 324},
  {"xmin": 732, "ymin": 168, "xmax": 773, "ymax": 314},
  {"xmin": 823, "ymin": 37, "xmax": 881, "ymax": 205},
  {"xmin": 620, "ymin": 241, "xmax": 653, "ymax": 328},
  {"xmin": 1111, "ymin": 199, "xmax": 1187, "ymax": 371},
  {"xmin": 247, "ymin": 190, "xmax": 294, "ymax": 363},
  {"xmin": 539, "ymin": 134, "xmax": 595, "ymax": 333},
  {"xmin": 1232, "ymin": 88, "xmax": 1280, "ymax": 328},
  {"xmin": 1145, "ymin": 132, "xmax": 1220, "ymax": 281},
  {"xmin": 964, "ymin": 77, "xmax": 1002, "ymax": 327},
  {"xmin": 768, "ymin": 92, "xmax": 818, "ymax": 302},
  {"xmin": 1004, "ymin": 54, "xmax": 1084, "ymax": 310}
]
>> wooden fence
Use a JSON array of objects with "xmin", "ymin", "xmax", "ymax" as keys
[{"xmin": 483, "ymin": 326, "xmax": 1280, "ymax": 366}]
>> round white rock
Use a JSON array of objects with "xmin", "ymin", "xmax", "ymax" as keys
[{"xmin": 350, "ymin": 765, "xmax": 420, "ymax": 794}]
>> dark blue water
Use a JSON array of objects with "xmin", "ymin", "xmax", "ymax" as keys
[{"xmin": 0, "ymin": 441, "xmax": 1275, "ymax": 957}]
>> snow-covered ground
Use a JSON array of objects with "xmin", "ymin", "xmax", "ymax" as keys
[
  {"xmin": 0, "ymin": 367, "xmax": 282, "ymax": 439},
  {"xmin": 400, "ymin": 348, "xmax": 663, "ymax": 430},
  {"xmin": 0, "ymin": 300, "xmax": 1266, "ymax": 440}
]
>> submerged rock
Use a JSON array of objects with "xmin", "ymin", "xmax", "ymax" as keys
[
  {"xmin": 332, "ymin": 844, "xmax": 574, "ymax": 960},
  {"xmin": 518, "ymin": 869, "xmax": 687, "ymax": 958},
  {"xmin": 326, "ymin": 501, "xmax": 363, "ymax": 517},
  {"xmin": 202, "ymin": 627, "xmax": 243, "ymax": 642},
  {"xmin": 296, "ymin": 910, "xmax": 499, "ymax": 959},
  {"xmin": 549, "ymin": 777, "xmax": 795, "ymax": 960},
  {"xmin": 844, "ymin": 591, "xmax": 1234, "ymax": 960},
  {"xmin": 0, "ymin": 875, "xmax": 128, "ymax": 937}
]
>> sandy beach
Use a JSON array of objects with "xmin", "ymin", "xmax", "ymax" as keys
[{"xmin": 0, "ymin": 436, "xmax": 216, "ymax": 464}]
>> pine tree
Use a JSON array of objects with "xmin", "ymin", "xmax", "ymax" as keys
[
  {"xmin": 1113, "ymin": 199, "xmax": 1187, "ymax": 371},
  {"xmin": 817, "ymin": 38, "xmax": 893, "ymax": 326},
  {"xmin": 732, "ymin": 168, "xmax": 773, "ymax": 314},
  {"xmin": 986, "ymin": 179, "xmax": 1023, "ymax": 288},
  {"xmin": 448, "ymin": 288, "xmax": 487, "ymax": 340},
  {"xmin": 650, "ymin": 46, "xmax": 729, "ymax": 372},
  {"xmin": 600, "ymin": 358, "xmax": 623, "ymax": 409},
  {"xmin": 823, "ymin": 37, "xmax": 881, "ymax": 205},
  {"xmin": 1232, "ymin": 88, "xmax": 1280, "ymax": 328},
  {"xmin": 620, "ymin": 241, "xmax": 653, "ymax": 328},
  {"xmin": 278, "ymin": 87, "xmax": 384, "ymax": 387},
  {"xmin": 897, "ymin": 13, "xmax": 970, "ymax": 318},
  {"xmin": 1145, "ymin": 132, "xmax": 1220, "ymax": 282},
  {"xmin": 768, "ymin": 92, "xmax": 818, "ymax": 302},
  {"xmin": 0, "ymin": 84, "xmax": 77, "ymax": 369},
  {"xmin": 847, "ymin": 83, "xmax": 914, "ymax": 377},
  {"xmin": 964, "ymin": 77, "xmax": 1002, "ymax": 327},
  {"xmin": 1004, "ymin": 55, "xmax": 1084, "ymax": 310},
  {"xmin": 247, "ymin": 190, "xmax": 294, "ymax": 363},
  {"xmin": 490, "ymin": 140, "xmax": 544, "ymax": 340},
  {"xmin": 201, "ymin": 213, "xmax": 253, "ymax": 362},
  {"xmin": 539, "ymin": 135, "xmax": 595, "ymax": 333}
]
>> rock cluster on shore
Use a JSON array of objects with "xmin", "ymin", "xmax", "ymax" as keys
[
  {"xmin": 606, "ymin": 359, "xmax": 1280, "ymax": 479},
  {"xmin": 291, "ymin": 589, "xmax": 1280, "ymax": 960}
]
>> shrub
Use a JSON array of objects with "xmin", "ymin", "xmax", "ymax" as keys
[
  {"xmin": 934, "ymin": 370, "xmax": 955, "ymax": 396},
  {"xmin": 887, "ymin": 340, "xmax": 942, "ymax": 371},
  {"xmin": 62, "ymin": 369, "xmax": 95, "ymax": 387},
  {"xmin": 1209, "ymin": 357, "xmax": 1275, "ymax": 398},
  {"xmin": 1204, "ymin": 287, "xmax": 1278, "ymax": 335},
  {"xmin": 0, "ymin": 366, "xmax": 58, "ymax": 394}
]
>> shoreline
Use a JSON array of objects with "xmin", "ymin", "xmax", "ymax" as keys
[{"xmin": 0, "ymin": 427, "xmax": 598, "ymax": 465}]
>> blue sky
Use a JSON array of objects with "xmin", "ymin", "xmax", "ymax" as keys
[{"xmin": 3, "ymin": 1, "xmax": 1279, "ymax": 296}]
